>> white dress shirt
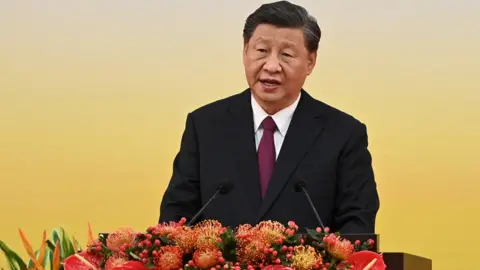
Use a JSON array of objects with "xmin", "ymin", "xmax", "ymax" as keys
[{"xmin": 251, "ymin": 93, "xmax": 301, "ymax": 159}]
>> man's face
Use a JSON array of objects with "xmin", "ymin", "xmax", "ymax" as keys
[{"xmin": 243, "ymin": 24, "xmax": 317, "ymax": 113}]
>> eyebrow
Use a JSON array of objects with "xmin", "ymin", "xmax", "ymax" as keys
[{"xmin": 254, "ymin": 36, "xmax": 297, "ymax": 47}]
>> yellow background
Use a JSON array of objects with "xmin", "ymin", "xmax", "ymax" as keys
[{"xmin": 1, "ymin": 1, "xmax": 479, "ymax": 269}]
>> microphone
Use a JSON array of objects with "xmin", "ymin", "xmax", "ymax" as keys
[
  {"xmin": 187, "ymin": 179, "xmax": 234, "ymax": 226},
  {"xmin": 294, "ymin": 179, "xmax": 325, "ymax": 230}
]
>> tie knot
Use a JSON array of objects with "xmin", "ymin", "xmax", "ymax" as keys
[{"xmin": 261, "ymin": 116, "xmax": 277, "ymax": 132}]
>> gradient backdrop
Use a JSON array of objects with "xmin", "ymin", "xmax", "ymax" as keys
[{"xmin": 1, "ymin": 1, "xmax": 479, "ymax": 269}]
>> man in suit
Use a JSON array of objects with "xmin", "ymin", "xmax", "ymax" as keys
[{"xmin": 159, "ymin": 1, "xmax": 379, "ymax": 233}]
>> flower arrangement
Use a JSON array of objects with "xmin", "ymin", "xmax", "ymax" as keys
[{"xmin": 1, "ymin": 219, "xmax": 386, "ymax": 270}]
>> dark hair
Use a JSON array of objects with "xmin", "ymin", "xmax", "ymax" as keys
[{"xmin": 243, "ymin": 1, "xmax": 321, "ymax": 52}]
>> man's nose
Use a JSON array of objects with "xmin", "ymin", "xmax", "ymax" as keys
[{"xmin": 262, "ymin": 55, "xmax": 282, "ymax": 73}]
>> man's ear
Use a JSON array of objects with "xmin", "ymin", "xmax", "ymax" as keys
[{"xmin": 306, "ymin": 51, "xmax": 317, "ymax": 75}]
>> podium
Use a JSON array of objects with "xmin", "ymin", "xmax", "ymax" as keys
[{"xmin": 343, "ymin": 234, "xmax": 432, "ymax": 270}]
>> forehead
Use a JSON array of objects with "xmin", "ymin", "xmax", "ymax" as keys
[{"xmin": 249, "ymin": 24, "xmax": 306, "ymax": 48}]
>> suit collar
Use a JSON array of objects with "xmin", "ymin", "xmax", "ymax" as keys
[
  {"xmin": 251, "ymin": 92, "xmax": 301, "ymax": 137},
  {"xmin": 228, "ymin": 89, "xmax": 323, "ymax": 119}
]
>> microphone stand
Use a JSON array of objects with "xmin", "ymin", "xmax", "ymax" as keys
[{"xmin": 187, "ymin": 189, "xmax": 221, "ymax": 226}]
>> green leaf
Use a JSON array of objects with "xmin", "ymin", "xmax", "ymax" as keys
[
  {"xmin": 218, "ymin": 228, "xmax": 236, "ymax": 262},
  {"xmin": 0, "ymin": 240, "xmax": 28, "ymax": 270},
  {"xmin": 129, "ymin": 252, "xmax": 141, "ymax": 260},
  {"xmin": 43, "ymin": 249, "xmax": 53, "ymax": 269},
  {"xmin": 49, "ymin": 227, "xmax": 75, "ymax": 260},
  {"xmin": 46, "ymin": 239, "xmax": 57, "ymax": 268},
  {"xmin": 159, "ymin": 236, "xmax": 170, "ymax": 245},
  {"xmin": 305, "ymin": 228, "xmax": 322, "ymax": 242},
  {"xmin": 51, "ymin": 229, "xmax": 61, "ymax": 249},
  {"xmin": 59, "ymin": 228, "xmax": 75, "ymax": 257},
  {"xmin": 46, "ymin": 240, "xmax": 56, "ymax": 251},
  {"xmin": 284, "ymin": 233, "xmax": 302, "ymax": 245}
]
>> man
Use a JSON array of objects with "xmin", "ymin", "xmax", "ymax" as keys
[{"xmin": 159, "ymin": 1, "xmax": 379, "ymax": 233}]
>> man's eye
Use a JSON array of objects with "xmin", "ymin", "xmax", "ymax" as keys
[
  {"xmin": 282, "ymin": 53, "xmax": 293, "ymax": 57},
  {"xmin": 257, "ymin": 49, "xmax": 267, "ymax": 53}
]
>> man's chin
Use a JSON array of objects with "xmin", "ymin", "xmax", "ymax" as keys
[
  {"xmin": 254, "ymin": 91, "xmax": 284, "ymax": 104},
  {"xmin": 253, "ymin": 84, "xmax": 283, "ymax": 99}
]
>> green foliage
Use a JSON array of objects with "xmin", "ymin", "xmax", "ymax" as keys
[
  {"xmin": 0, "ymin": 240, "xmax": 27, "ymax": 270},
  {"xmin": 217, "ymin": 228, "xmax": 237, "ymax": 262},
  {"xmin": 0, "ymin": 228, "xmax": 81, "ymax": 270}
]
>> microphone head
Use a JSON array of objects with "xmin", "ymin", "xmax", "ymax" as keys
[
  {"xmin": 294, "ymin": 179, "xmax": 307, "ymax": 192},
  {"xmin": 218, "ymin": 178, "xmax": 234, "ymax": 194}
]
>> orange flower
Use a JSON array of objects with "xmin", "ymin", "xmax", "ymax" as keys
[
  {"xmin": 193, "ymin": 220, "xmax": 224, "ymax": 250},
  {"xmin": 236, "ymin": 236, "xmax": 268, "ymax": 265},
  {"xmin": 155, "ymin": 246, "xmax": 183, "ymax": 270},
  {"xmin": 235, "ymin": 225, "xmax": 270, "ymax": 265},
  {"xmin": 193, "ymin": 248, "xmax": 221, "ymax": 269},
  {"xmin": 172, "ymin": 226, "xmax": 197, "ymax": 253},
  {"xmin": 235, "ymin": 224, "xmax": 254, "ymax": 240},
  {"xmin": 233, "ymin": 220, "xmax": 290, "ymax": 266},
  {"xmin": 106, "ymin": 227, "xmax": 137, "ymax": 253},
  {"xmin": 291, "ymin": 245, "xmax": 322, "ymax": 270},
  {"xmin": 152, "ymin": 221, "xmax": 183, "ymax": 239},
  {"xmin": 324, "ymin": 234, "xmax": 354, "ymax": 260}
]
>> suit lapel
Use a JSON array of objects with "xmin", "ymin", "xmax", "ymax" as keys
[
  {"xmin": 225, "ymin": 90, "xmax": 263, "ymax": 217},
  {"xmin": 256, "ymin": 90, "xmax": 325, "ymax": 222}
]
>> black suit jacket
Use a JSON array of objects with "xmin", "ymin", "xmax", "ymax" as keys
[{"xmin": 159, "ymin": 89, "xmax": 379, "ymax": 233}]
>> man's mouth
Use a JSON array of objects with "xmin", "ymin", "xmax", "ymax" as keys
[{"xmin": 260, "ymin": 78, "xmax": 281, "ymax": 86}]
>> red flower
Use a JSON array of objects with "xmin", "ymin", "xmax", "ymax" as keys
[
  {"xmin": 345, "ymin": 250, "xmax": 386, "ymax": 270},
  {"xmin": 109, "ymin": 261, "xmax": 150, "ymax": 270},
  {"xmin": 63, "ymin": 251, "xmax": 102, "ymax": 270},
  {"xmin": 261, "ymin": 266, "xmax": 293, "ymax": 270}
]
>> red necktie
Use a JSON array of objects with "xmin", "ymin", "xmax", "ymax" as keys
[{"xmin": 258, "ymin": 116, "xmax": 277, "ymax": 199}]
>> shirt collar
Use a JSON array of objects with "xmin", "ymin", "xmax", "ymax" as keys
[{"xmin": 251, "ymin": 92, "xmax": 301, "ymax": 136}]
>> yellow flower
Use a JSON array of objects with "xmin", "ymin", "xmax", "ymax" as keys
[{"xmin": 291, "ymin": 245, "xmax": 322, "ymax": 270}]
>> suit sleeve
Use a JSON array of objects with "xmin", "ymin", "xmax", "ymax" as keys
[
  {"xmin": 334, "ymin": 122, "xmax": 380, "ymax": 233},
  {"xmin": 159, "ymin": 112, "xmax": 201, "ymax": 223}
]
